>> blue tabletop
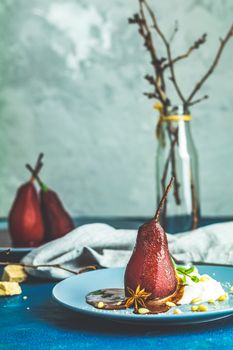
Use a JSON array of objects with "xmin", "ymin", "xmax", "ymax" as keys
[
  {"xmin": 1, "ymin": 217, "xmax": 233, "ymax": 350},
  {"xmin": 2, "ymin": 278, "xmax": 233, "ymax": 350}
]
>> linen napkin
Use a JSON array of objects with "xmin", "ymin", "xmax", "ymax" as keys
[{"xmin": 22, "ymin": 221, "xmax": 233, "ymax": 280}]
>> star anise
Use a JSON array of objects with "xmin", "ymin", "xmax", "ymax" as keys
[{"xmin": 125, "ymin": 285, "xmax": 151, "ymax": 311}]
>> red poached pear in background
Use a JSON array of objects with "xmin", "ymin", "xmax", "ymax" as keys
[
  {"xmin": 26, "ymin": 160, "xmax": 75, "ymax": 242},
  {"xmin": 40, "ymin": 186, "xmax": 74, "ymax": 241},
  {"xmin": 8, "ymin": 182, "xmax": 44, "ymax": 247}
]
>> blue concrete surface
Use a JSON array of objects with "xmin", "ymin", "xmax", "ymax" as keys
[
  {"xmin": 1, "ymin": 217, "xmax": 233, "ymax": 349},
  {"xmin": 2, "ymin": 278, "xmax": 233, "ymax": 350}
]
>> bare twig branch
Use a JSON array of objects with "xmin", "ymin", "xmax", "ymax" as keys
[
  {"xmin": 165, "ymin": 125, "xmax": 181, "ymax": 205},
  {"xmin": 0, "ymin": 249, "xmax": 97, "ymax": 275},
  {"xmin": 129, "ymin": 3, "xmax": 171, "ymax": 108},
  {"xmin": 129, "ymin": 0, "xmax": 232, "ymax": 231},
  {"xmin": 0, "ymin": 261, "xmax": 97, "ymax": 275},
  {"xmin": 189, "ymin": 94, "xmax": 209, "ymax": 106},
  {"xmin": 141, "ymin": 0, "xmax": 186, "ymax": 103},
  {"xmin": 144, "ymin": 92, "xmax": 158, "ymax": 99},
  {"xmin": 161, "ymin": 128, "xmax": 178, "ymax": 193},
  {"xmin": 191, "ymin": 179, "xmax": 199, "ymax": 229},
  {"xmin": 131, "ymin": 1, "xmax": 232, "ymax": 109},
  {"xmin": 160, "ymin": 142, "xmax": 177, "ymax": 218},
  {"xmin": 144, "ymin": 74, "xmax": 156, "ymax": 85},
  {"xmin": 138, "ymin": 2, "xmax": 167, "ymax": 104},
  {"xmin": 164, "ymin": 33, "xmax": 207, "ymax": 68},
  {"xmin": 186, "ymin": 24, "xmax": 233, "ymax": 106}
]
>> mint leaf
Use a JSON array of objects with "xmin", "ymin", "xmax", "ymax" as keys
[
  {"xmin": 191, "ymin": 276, "xmax": 199, "ymax": 283},
  {"xmin": 185, "ymin": 266, "xmax": 195, "ymax": 274},
  {"xmin": 176, "ymin": 265, "xmax": 199, "ymax": 283},
  {"xmin": 182, "ymin": 275, "xmax": 187, "ymax": 283},
  {"xmin": 176, "ymin": 267, "xmax": 186, "ymax": 274}
]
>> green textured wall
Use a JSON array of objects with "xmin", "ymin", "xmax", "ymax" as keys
[{"xmin": 0, "ymin": 0, "xmax": 232, "ymax": 218}]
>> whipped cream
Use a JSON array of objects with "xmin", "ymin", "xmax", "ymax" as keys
[{"xmin": 177, "ymin": 267, "xmax": 225, "ymax": 305}]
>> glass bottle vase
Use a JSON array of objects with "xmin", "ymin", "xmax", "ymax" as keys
[{"xmin": 156, "ymin": 106, "xmax": 200, "ymax": 233}]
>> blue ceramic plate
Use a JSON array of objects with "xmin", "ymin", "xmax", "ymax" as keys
[{"xmin": 53, "ymin": 265, "xmax": 233, "ymax": 325}]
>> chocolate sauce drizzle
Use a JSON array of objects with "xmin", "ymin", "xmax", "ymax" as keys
[{"xmin": 86, "ymin": 281, "xmax": 185, "ymax": 314}]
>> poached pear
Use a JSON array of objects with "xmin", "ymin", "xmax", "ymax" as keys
[
  {"xmin": 40, "ymin": 187, "xmax": 75, "ymax": 241},
  {"xmin": 8, "ymin": 182, "xmax": 44, "ymax": 247},
  {"xmin": 26, "ymin": 163, "xmax": 74, "ymax": 241},
  {"xmin": 124, "ymin": 177, "xmax": 177, "ymax": 298},
  {"xmin": 8, "ymin": 154, "xmax": 45, "ymax": 247}
]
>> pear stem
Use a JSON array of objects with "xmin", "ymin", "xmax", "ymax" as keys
[
  {"xmin": 29, "ymin": 153, "xmax": 44, "ymax": 182},
  {"xmin": 29, "ymin": 162, "xmax": 43, "ymax": 183},
  {"xmin": 154, "ymin": 176, "xmax": 174, "ymax": 222},
  {"xmin": 26, "ymin": 164, "xmax": 49, "ymax": 192}
]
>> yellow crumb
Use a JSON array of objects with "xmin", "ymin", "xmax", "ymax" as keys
[
  {"xmin": 173, "ymin": 308, "xmax": 182, "ymax": 315},
  {"xmin": 218, "ymin": 293, "xmax": 228, "ymax": 301},
  {"xmin": 191, "ymin": 297, "xmax": 202, "ymax": 304},
  {"xmin": 166, "ymin": 301, "xmax": 176, "ymax": 307},
  {"xmin": 199, "ymin": 276, "xmax": 209, "ymax": 282},
  {"xmin": 208, "ymin": 299, "xmax": 215, "ymax": 304},
  {"xmin": 97, "ymin": 302, "xmax": 105, "ymax": 308},
  {"xmin": 197, "ymin": 304, "xmax": 208, "ymax": 312},
  {"xmin": 138, "ymin": 308, "xmax": 150, "ymax": 314},
  {"xmin": 191, "ymin": 305, "xmax": 198, "ymax": 312}
]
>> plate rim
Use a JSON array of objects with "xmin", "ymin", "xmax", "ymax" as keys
[{"xmin": 0, "ymin": 247, "xmax": 33, "ymax": 253}]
